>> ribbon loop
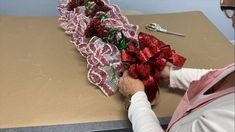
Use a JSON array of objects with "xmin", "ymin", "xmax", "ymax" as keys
[{"xmin": 121, "ymin": 32, "xmax": 186, "ymax": 102}]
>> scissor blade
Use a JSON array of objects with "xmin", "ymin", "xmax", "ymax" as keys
[{"xmin": 165, "ymin": 31, "xmax": 185, "ymax": 37}]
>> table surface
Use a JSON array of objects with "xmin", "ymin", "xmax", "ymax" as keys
[{"xmin": 0, "ymin": 11, "xmax": 234, "ymax": 129}]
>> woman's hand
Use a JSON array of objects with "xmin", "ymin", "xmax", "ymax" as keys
[
  {"xmin": 159, "ymin": 64, "xmax": 171, "ymax": 87},
  {"xmin": 160, "ymin": 64, "xmax": 171, "ymax": 80},
  {"xmin": 118, "ymin": 71, "xmax": 145, "ymax": 96},
  {"xmin": 118, "ymin": 64, "xmax": 171, "ymax": 96}
]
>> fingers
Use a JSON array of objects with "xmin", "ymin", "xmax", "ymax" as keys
[
  {"xmin": 118, "ymin": 71, "xmax": 128, "ymax": 91},
  {"xmin": 118, "ymin": 75, "xmax": 129, "ymax": 96},
  {"xmin": 122, "ymin": 70, "xmax": 129, "ymax": 77},
  {"xmin": 119, "ymin": 70, "xmax": 143, "ymax": 96},
  {"xmin": 118, "ymin": 77, "xmax": 123, "ymax": 89},
  {"xmin": 118, "ymin": 85, "xmax": 128, "ymax": 96}
]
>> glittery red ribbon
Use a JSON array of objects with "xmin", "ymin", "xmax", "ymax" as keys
[{"xmin": 121, "ymin": 32, "xmax": 186, "ymax": 102}]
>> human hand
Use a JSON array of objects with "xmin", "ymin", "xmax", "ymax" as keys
[
  {"xmin": 158, "ymin": 64, "xmax": 171, "ymax": 87},
  {"xmin": 118, "ymin": 71, "xmax": 145, "ymax": 96},
  {"xmin": 160, "ymin": 64, "xmax": 171, "ymax": 80}
]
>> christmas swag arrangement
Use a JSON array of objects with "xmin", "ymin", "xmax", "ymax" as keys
[{"xmin": 58, "ymin": 0, "xmax": 186, "ymax": 103}]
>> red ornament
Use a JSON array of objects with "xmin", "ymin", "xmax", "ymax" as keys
[
  {"xmin": 84, "ymin": 19, "xmax": 103, "ymax": 38},
  {"xmin": 67, "ymin": 0, "xmax": 80, "ymax": 11}
]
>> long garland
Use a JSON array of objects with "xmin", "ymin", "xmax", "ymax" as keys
[{"xmin": 58, "ymin": 0, "xmax": 186, "ymax": 103}]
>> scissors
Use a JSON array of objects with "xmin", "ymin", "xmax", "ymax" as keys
[{"xmin": 145, "ymin": 23, "xmax": 185, "ymax": 37}]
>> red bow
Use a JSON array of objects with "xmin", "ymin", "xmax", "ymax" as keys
[{"xmin": 121, "ymin": 32, "xmax": 186, "ymax": 102}]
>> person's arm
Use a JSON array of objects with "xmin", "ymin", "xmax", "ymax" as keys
[
  {"xmin": 161, "ymin": 65, "xmax": 212, "ymax": 90},
  {"xmin": 128, "ymin": 92, "xmax": 164, "ymax": 132},
  {"xmin": 118, "ymin": 71, "xmax": 164, "ymax": 132}
]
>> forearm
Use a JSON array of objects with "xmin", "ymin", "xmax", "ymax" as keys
[
  {"xmin": 169, "ymin": 67, "xmax": 212, "ymax": 90},
  {"xmin": 128, "ymin": 92, "xmax": 164, "ymax": 132}
]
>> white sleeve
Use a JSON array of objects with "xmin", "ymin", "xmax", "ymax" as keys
[
  {"xmin": 169, "ymin": 67, "xmax": 212, "ymax": 90},
  {"xmin": 128, "ymin": 91, "xmax": 164, "ymax": 132}
]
